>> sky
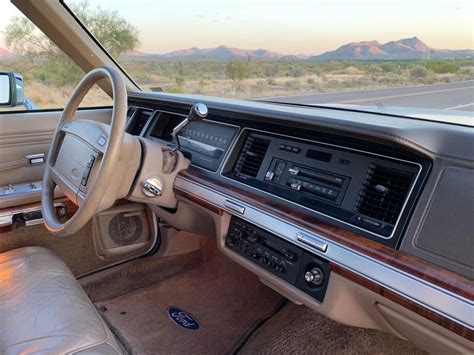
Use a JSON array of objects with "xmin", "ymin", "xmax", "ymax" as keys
[{"xmin": 1, "ymin": 0, "xmax": 473, "ymax": 55}]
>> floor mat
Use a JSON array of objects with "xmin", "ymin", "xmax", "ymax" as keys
[
  {"xmin": 96, "ymin": 241, "xmax": 283, "ymax": 354},
  {"xmin": 239, "ymin": 302, "xmax": 426, "ymax": 355}
]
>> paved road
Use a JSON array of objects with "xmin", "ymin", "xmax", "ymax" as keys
[{"xmin": 263, "ymin": 80, "xmax": 474, "ymax": 112}]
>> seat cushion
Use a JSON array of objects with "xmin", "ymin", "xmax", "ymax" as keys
[{"xmin": 0, "ymin": 247, "xmax": 122, "ymax": 354}]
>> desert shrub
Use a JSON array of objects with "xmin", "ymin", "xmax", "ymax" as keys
[
  {"xmin": 267, "ymin": 78, "xmax": 277, "ymax": 86},
  {"xmin": 426, "ymin": 60, "xmax": 460, "ymax": 74},
  {"xmin": 264, "ymin": 65, "xmax": 279, "ymax": 77},
  {"xmin": 379, "ymin": 62, "xmax": 397, "ymax": 73},
  {"xmin": 168, "ymin": 86, "xmax": 184, "ymax": 93},
  {"xmin": 226, "ymin": 61, "xmax": 249, "ymax": 81},
  {"xmin": 287, "ymin": 66, "xmax": 304, "ymax": 77},
  {"xmin": 284, "ymin": 79, "xmax": 302, "ymax": 90},
  {"xmin": 410, "ymin": 65, "xmax": 429, "ymax": 78},
  {"xmin": 175, "ymin": 76, "xmax": 185, "ymax": 87}
]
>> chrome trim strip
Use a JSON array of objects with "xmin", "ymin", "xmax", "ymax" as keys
[
  {"xmin": 224, "ymin": 200, "xmax": 245, "ymax": 214},
  {"xmin": 174, "ymin": 176, "xmax": 473, "ymax": 329},
  {"xmin": 219, "ymin": 127, "xmax": 424, "ymax": 240},
  {"xmin": 297, "ymin": 232, "xmax": 328, "ymax": 252}
]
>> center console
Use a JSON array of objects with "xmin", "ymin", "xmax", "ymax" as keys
[{"xmin": 225, "ymin": 216, "xmax": 330, "ymax": 302}]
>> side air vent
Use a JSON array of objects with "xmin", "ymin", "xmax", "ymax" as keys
[
  {"xmin": 127, "ymin": 106, "xmax": 137, "ymax": 119},
  {"xmin": 128, "ymin": 109, "xmax": 153, "ymax": 136},
  {"xmin": 355, "ymin": 163, "xmax": 415, "ymax": 225},
  {"xmin": 234, "ymin": 135, "xmax": 270, "ymax": 178}
]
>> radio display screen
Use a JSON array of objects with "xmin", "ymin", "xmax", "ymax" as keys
[{"xmin": 306, "ymin": 149, "xmax": 332, "ymax": 162}]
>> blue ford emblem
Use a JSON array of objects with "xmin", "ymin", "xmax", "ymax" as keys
[{"xmin": 167, "ymin": 307, "xmax": 200, "ymax": 330}]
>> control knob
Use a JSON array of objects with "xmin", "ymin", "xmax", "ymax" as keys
[{"xmin": 304, "ymin": 267, "xmax": 324, "ymax": 286}]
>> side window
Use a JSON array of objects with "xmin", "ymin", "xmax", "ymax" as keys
[{"xmin": 0, "ymin": 2, "xmax": 112, "ymax": 112}]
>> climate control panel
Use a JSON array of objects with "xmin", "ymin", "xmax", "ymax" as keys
[{"xmin": 225, "ymin": 216, "xmax": 330, "ymax": 302}]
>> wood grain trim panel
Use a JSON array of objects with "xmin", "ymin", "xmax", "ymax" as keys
[
  {"xmin": 177, "ymin": 168, "xmax": 473, "ymax": 300},
  {"xmin": 330, "ymin": 263, "xmax": 474, "ymax": 341},
  {"xmin": 175, "ymin": 189, "xmax": 223, "ymax": 215},
  {"xmin": 175, "ymin": 169, "xmax": 474, "ymax": 339},
  {"xmin": 175, "ymin": 167, "xmax": 474, "ymax": 339}
]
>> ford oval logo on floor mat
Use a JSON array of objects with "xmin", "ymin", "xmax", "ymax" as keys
[{"xmin": 167, "ymin": 307, "xmax": 200, "ymax": 330}]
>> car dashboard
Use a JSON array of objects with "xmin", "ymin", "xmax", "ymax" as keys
[{"xmin": 124, "ymin": 91, "xmax": 473, "ymax": 346}]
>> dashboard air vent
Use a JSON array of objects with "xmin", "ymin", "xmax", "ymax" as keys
[
  {"xmin": 234, "ymin": 135, "xmax": 270, "ymax": 178},
  {"xmin": 355, "ymin": 163, "xmax": 414, "ymax": 225},
  {"xmin": 127, "ymin": 106, "xmax": 137, "ymax": 119},
  {"xmin": 128, "ymin": 109, "xmax": 153, "ymax": 136}
]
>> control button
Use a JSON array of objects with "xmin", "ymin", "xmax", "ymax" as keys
[
  {"xmin": 304, "ymin": 267, "xmax": 324, "ymax": 286},
  {"xmin": 261, "ymin": 256, "xmax": 268, "ymax": 264},
  {"xmin": 291, "ymin": 147, "xmax": 301, "ymax": 153},
  {"xmin": 284, "ymin": 145, "xmax": 293, "ymax": 152},
  {"xmin": 97, "ymin": 135, "xmax": 107, "ymax": 147},
  {"xmin": 297, "ymin": 233, "xmax": 328, "ymax": 252},
  {"xmin": 265, "ymin": 171, "xmax": 275, "ymax": 181},
  {"xmin": 288, "ymin": 167, "xmax": 299, "ymax": 176},
  {"xmin": 275, "ymin": 265, "xmax": 285, "ymax": 273},
  {"xmin": 356, "ymin": 216, "xmax": 382, "ymax": 229},
  {"xmin": 279, "ymin": 144, "xmax": 286, "ymax": 150},
  {"xmin": 267, "ymin": 261, "xmax": 275, "ymax": 268},
  {"xmin": 246, "ymin": 234, "xmax": 257, "ymax": 243},
  {"xmin": 81, "ymin": 167, "xmax": 92, "ymax": 186},
  {"xmin": 290, "ymin": 183, "xmax": 301, "ymax": 191},
  {"xmin": 86, "ymin": 155, "xmax": 96, "ymax": 168},
  {"xmin": 284, "ymin": 251, "xmax": 296, "ymax": 262}
]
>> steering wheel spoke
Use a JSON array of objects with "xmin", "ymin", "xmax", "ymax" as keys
[{"xmin": 61, "ymin": 119, "xmax": 109, "ymax": 154}]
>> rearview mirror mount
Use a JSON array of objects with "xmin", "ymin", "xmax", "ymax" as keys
[{"xmin": 0, "ymin": 72, "xmax": 24, "ymax": 107}]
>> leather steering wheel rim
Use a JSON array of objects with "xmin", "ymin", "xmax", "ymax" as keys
[{"xmin": 41, "ymin": 66, "xmax": 127, "ymax": 237}]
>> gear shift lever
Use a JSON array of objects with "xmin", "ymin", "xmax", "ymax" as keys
[{"xmin": 172, "ymin": 103, "xmax": 208, "ymax": 151}]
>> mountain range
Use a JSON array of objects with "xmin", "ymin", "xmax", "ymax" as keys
[
  {"xmin": 120, "ymin": 37, "xmax": 473, "ymax": 61},
  {"xmin": 310, "ymin": 37, "xmax": 473, "ymax": 60},
  {"xmin": 1, "ymin": 37, "xmax": 473, "ymax": 61}
]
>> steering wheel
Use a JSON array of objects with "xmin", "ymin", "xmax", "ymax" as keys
[{"xmin": 41, "ymin": 66, "xmax": 127, "ymax": 237}]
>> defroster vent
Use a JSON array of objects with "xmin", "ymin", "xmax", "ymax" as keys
[
  {"xmin": 234, "ymin": 135, "xmax": 270, "ymax": 178},
  {"xmin": 355, "ymin": 163, "xmax": 414, "ymax": 225}
]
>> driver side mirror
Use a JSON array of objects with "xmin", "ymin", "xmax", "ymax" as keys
[{"xmin": 0, "ymin": 72, "xmax": 24, "ymax": 107}]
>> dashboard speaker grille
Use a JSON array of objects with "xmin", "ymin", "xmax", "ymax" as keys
[
  {"xmin": 355, "ymin": 163, "xmax": 414, "ymax": 225},
  {"xmin": 234, "ymin": 135, "xmax": 270, "ymax": 178},
  {"xmin": 128, "ymin": 109, "xmax": 153, "ymax": 136}
]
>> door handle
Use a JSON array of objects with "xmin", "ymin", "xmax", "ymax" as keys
[{"xmin": 25, "ymin": 153, "xmax": 45, "ymax": 165}]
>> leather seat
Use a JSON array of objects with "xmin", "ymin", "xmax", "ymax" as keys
[{"xmin": 0, "ymin": 247, "xmax": 122, "ymax": 354}]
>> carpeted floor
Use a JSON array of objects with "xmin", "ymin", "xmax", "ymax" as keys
[
  {"xmin": 96, "ymin": 240, "xmax": 284, "ymax": 354},
  {"xmin": 81, "ymin": 248, "xmax": 204, "ymax": 302},
  {"xmin": 239, "ymin": 301, "xmax": 426, "ymax": 355}
]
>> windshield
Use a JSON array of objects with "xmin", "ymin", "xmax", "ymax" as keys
[{"xmin": 4, "ymin": 1, "xmax": 474, "ymax": 118}]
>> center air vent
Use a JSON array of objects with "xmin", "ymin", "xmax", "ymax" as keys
[
  {"xmin": 128, "ymin": 109, "xmax": 153, "ymax": 136},
  {"xmin": 355, "ymin": 163, "xmax": 414, "ymax": 225},
  {"xmin": 233, "ymin": 135, "xmax": 270, "ymax": 178}
]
